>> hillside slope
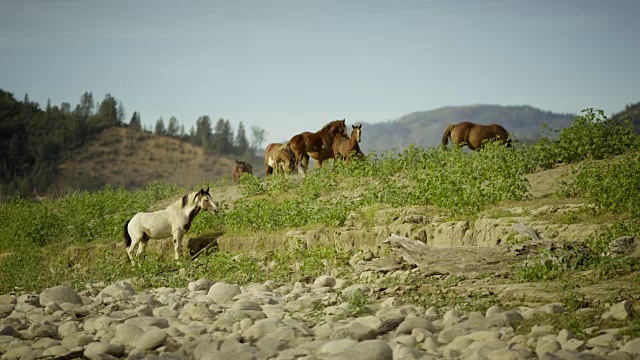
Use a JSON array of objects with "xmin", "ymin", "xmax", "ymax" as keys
[
  {"xmin": 360, "ymin": 105, "xmax": 574, "ymax": 153},
  {"xmin": 56, "ymin": 127, "xmax": 260, "ymax": 191}
]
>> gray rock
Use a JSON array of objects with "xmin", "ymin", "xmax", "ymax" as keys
[
  {"xmin": 486, "ymin": 348, "xmax": 533, "ymax": 360},
  {"xmin": 0, "ymin": 304, "xmax": 14, "ymax": 318},
  {"xmin": 395, "ymin": 317, "xmax": 437, "ymax": 335},
  {"xmin": 333, "ymin": 321, "xmax": 376, "ymax": 341},
  {"xmin": 0, "ymin": 325, "xmax": 20, "ymax": 338},
  {"xmin": 539, "ymin": 303, "xmax": 566, "ymax": 315},
  {"xmin": 0, "ymin": 295, "xmax": 16, "ymax": 305},
  {"xmin": 188, "ymin": 278, "xmax": 215, "ymax": 292},
  {"xmin": 536, "ymin": 339, "xmax": 562, "ymax": 357},
  {"xmin": 113, "ymin": 323, "xmax": 143, "ymax": 347},
  {"xmin": 134, "ymin": 328, "xmax": 167, "ymax": 351},
  {"xmin": 57, "ymin": 321, "xmax": 80, "ymax": 338},
  {"xmin": 39, "ymin": 285, "xmax": 83, "ymax": 307},
  {"xmin": 41, "ymin": 345, "xmax": 72, "ymax": 358},
  {"xmin": 98, "ymin": 281, "xmax": 135, "ymax": 299},
  {"xmin": 602, "ymin": 300, "xmax": 632, "ymax": 320},
  {"xmin": 620, "ymin": 338, "xmax": 640, "ymax": 356},
  {"xmin": 327, "ymin": 339, "xmax": 392, "ymax": 360},
  {"xmin": 123, "ymin": 316, "xmax": 169, "ymax": 329},
  {"xmin": 314, "ymin": 276, "xmax": 336, "ymax": 288},
  {"xmin": 587, "ymin": 333, "xmax": 620, "ymax": 348},
  {"xmin": 340, "ymin": 284, "xmax": 371, "ymax": 297},
  {"xmin": 1, "ymin": 345, "xmax": 32, "ymax": 360},
  {"xmin": 208, "ymin": 283, "xmax": 241, "ymax": 303},
  {"xmin": 243, "ymin": 318, "xmax": 283, "ymax": 341},
  {"xmin": 486, "ymin": 305, "xmax": 504, "ymax": 317},
  {"xmin": 319, "ymin": 339, "xmax": 358, "ymax": 357},
  {"xmin": 27, "ymin": 322, "xmax": 58, "ymax": 338},
  {"xmin": 84, "ymin": 342, "xmax": 125, "ymax": 360},
  {"xmin": 609, "ymin": 236, "xmax": 640, "ymax": 258}
]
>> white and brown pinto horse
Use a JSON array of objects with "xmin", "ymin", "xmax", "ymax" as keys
[{"xmin": 124, "ymin": 188, "xmax": 219, "ymax": 264}]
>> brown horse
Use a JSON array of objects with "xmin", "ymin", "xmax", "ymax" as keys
[
  {"xmin": 231, "ymin": 160, "xmax": 253, "ymax": 184},
  {"xmin": 333, "ymin": 124, "xmax": 365, "ymax": 163},
  {"xmin": 264, "ymin": 142, "xmax": 295, "ymax": 176},
  {"xmin": 289, "ymin": 119, "xmax": 347, "ymax": 173},
  {"xmin": 441, "ymin": 122, "xmax": 511, "ymax": 150}
]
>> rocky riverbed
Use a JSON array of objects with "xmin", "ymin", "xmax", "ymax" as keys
[{"xmin": 0, "ymin": 273, "xmax": 638, "ymax": 360}]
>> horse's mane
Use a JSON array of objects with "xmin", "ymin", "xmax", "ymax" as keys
[
  {"xmin": 175, "ymin": 191, "xmax": 199, "ymax": 209},
  {"xmin": 320, "ymin": 119, "xmax": 345, "ymax": 131}
]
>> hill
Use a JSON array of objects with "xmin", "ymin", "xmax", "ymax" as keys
[
  {"xmin": 360, "ymin": 105, "xmax": 575, "ymax": 153},
  {"xmin": 56, "ymin": 127, "xmax": 263, "ymax": 191},
  {"xmin": 612, "ymin": 101, "xmax": 640, "ymax": 133}
]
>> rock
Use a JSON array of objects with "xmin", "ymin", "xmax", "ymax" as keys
[
  {"xmin": 188, "ymin": 278, "xmax": 215, "ymax": 292},
  {"xmin": 27, "ymin": 322, "xmax": 58, "ymax": 338},
  {"xmin": 319, "ymin": 339, "xmax": 358, "ymax": 357},
  {"xmin": 123, "ymin": 316, "xmax": 169, "ymax": 329},
  {"xmin": 539, "ymin": 303, "xmax": 566, "ymax": 315},
  {"xmin": 208, "ymin": 283, "xmax": 241, "ymax": 303},
  {"xmin": 536, "ymin": 340, "xmax": 562, "ymax": 357},
  {"xmin": 602, "ymin": 300, "xmax": 632, "ymax": 320},
  {"xmin": 327, "ymin": 339, "xmax": 392, "ymax": 360},
  {"xmin": 620, "ymin": 338, "xmax": 640, "ymax": 356},
  {"xmin": 314, "ymin": 276, "xmax": 337, "ymax": 288},
  {"xmin": 84, "ymin": 342, "xmax": 125, "ymax": 360},
  {"xmin": 609, "ymin": 236, "xmax": 640, "ymax": 258},
  {"xmin": 0, "ymin": 295, "xmax": 16, "ymax": 305},
  {"xmin": 486, "ymin": 305, "xmax": 504, "ymax": 317},
  {"xmin": 39, "ymin": 285, "xmax": 83, "ymax": 307},
  {"xmin": 587, "ymin": 333, "xmax": 620, "ymax": 348},
  {"xmin": 98, "ymin": 281, "xmax": 135, "ymax": 299},
  {"xmin": 0, "ymin": 304, "xmax": 14, "ymax": 318},
  {"xmin": 341, "ymin": 284, "xmax": 371, "ymax": 297},
  {"xmin": 394, "ymin": 317, "xmax": 437, "ymax": 335},
  {"xmin": 134, "ymin": 328, "xmax": 167, "ymax": 350}
]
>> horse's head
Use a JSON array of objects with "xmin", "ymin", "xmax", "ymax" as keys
[
  {"xmin": 323, "ymin": 119, "xmax": 347, "ymax": 136},
  {"xmin": 196, "ymin": 187, "xmax": 219, "ymax": 214},
  {"xmin": 351, "ymin": 124, "xmax": 362, "ymax": 143},
  {"xmin": 234, "ymin": 160, "xmax": 253, "ymax": 174}
]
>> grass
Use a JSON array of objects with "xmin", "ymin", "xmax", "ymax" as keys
[{"xmin": 1, "ymin": 108, "xmax": 639, "ymax": 300}]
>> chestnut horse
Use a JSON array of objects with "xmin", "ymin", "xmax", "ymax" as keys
[
  {"xmin": 333, "ymin": 124, "xmax": 365, "ymax": 163},
  {"xmin": 231, "ymin": 160, "xmax": 253, "ymax": 184},
  {"xmin": 289, "ymin": 119, "xmax": 347, "ymax": 173},
  {"xmin": 264, "ymin": 142, "xmax": 295, "ymax": 176},
  {"xmin": 441, "ymin": 122, "xmax": 511, "ymax": 150}
]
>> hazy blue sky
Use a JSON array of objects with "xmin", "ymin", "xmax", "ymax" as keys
[{"xmin": 1, "ymin": 0, "xmax": 638, "ymax": 145}]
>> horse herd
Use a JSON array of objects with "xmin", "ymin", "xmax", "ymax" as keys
[
  {"xmin": 232, "ymin": 119, "xmax": 365, "ymax": 184},
  {"xmin": 125, "ymin": 120, "xmax": 510, "ymax": 264}
]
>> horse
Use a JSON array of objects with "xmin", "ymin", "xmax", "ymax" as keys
[
  {"xmin": 333, "ymin": 124, "xmax": 365, "ymax": 163},
  {"xmin": 231, "ymin": 160, "xmax": 253, "ymax": 184},
  {"xmin": 123, "ymin": 188, "xmax": 219, "ymax": 265},
  {"xmin": 288, "ymin": 119, "xmax": 347, "ymax": 174},
  {"xmin": 441, "ymin": 122, "xmax": 511, "ymax": 150},
  {"xmin": 264, "ymin": 142, "xmax": 295, "ymax": 176}
]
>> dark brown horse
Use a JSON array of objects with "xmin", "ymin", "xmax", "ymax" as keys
[
  {"xmin": 289, "ymin": 119, "xmax": 347, "ymax": 173},
  {"xmin": 264, "ymin": 142, "xmax": 295, "ymax": 176},
  {"xmin": 231, "ymin": 160, "xmax": 253, "ymax": 184},
  {"xmin": 333, "ymin": 124, "xmax": 365, "ymax": 163},
  {"xmin": 441, "ymin": 122, "xmax": 511, "ymax": 150}
]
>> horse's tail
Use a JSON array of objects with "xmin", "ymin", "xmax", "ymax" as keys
[
  {"xmin": 124, "ymin": 220, "xmax": 132, "ymax": 248},
  {"xmin": 441, "ymin": 124, "xmax": 455, "ymax": 147}
]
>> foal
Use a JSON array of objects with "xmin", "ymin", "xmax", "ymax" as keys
[
  {"xmin": 333, "ymin": 124, "xmax": 364, "ymax": 163},
  {"xmin": 232, "ymin": 160, "xmax": 253, "ymax": 184},
  {"xmin": 124, "ymin": 188, "xmax": 219, "ymax": 265}
]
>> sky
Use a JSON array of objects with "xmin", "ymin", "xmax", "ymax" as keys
[{"xmin": 1, "ymin": 0, "xmax": 639, "ymax": 145}]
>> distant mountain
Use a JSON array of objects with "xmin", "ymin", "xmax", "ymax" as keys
[
  {"xmin": 359, "ymin": 105, "xmax": 575, "ymax": 153},
  {"xmin": 611, "ymin": 102, "xmax": 640, "ymax": 133}
]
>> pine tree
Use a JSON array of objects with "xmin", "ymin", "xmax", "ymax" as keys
[
  {"xmin": 129, "ymin": 112, "xmax": 142, "ymax": 131},
  {"xmin": 235, "ymin": 122, "xmax": 249, "ymax": 155},
  {"xmin": 167, "ymin": 116, "xmax": 179, "ymax": 137},
  {"xmin": 155, "ymin": 117, "xmax": 166, "ymax": 135}
]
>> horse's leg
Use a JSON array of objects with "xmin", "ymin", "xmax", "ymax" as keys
[
  {"xmin": 126, "ymin": 235, "xmax": 141, "ymax": 265},
  {"xmin": 136, "ymin": 239, "xmax": 148, "ymax": 259},
  {"xmin": 172, "ymin": 230, "xmax": 185, "ymax": 260}
]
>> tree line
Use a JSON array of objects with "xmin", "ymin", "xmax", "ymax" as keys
[{"xmin": 0, "ymin": 89, "xmax": 266, "ymax": 198}]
